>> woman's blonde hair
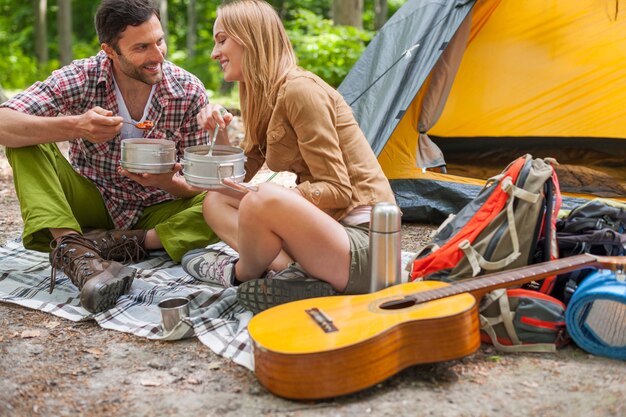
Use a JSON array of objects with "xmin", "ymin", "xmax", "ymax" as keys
[{"xmin": 217, "ymin": 0, "xmax": 297, "ymax": 152}]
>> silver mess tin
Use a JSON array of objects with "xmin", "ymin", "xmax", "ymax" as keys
[
  {"xmin": 120, "ymin": 138, "xmax": 176, "ymax": 174},
  {"xmin": 181, "ymin": 144, "xmax": 246, "ymax": 189}
]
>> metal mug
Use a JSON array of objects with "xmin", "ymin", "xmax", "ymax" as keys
[{"xmin": 158, "ymin": 297, "xmax": 190, "ymax": 332}]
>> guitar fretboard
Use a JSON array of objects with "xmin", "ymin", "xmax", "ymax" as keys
[{"xmin": 411, "ymin": 254, "xmax": 600, "ymax": 304}]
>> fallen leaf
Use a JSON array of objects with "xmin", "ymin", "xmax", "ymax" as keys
[
  {"xmin": 45, "ymin": 321, "xmax": 61, "ymax": 329},
  {"xmin": 207, "ymin": 361, "xmax": 221, "ymax": 371},
  {"xmin": 83, "ymin": 348, "xmax": 104, "ymax": 356},
  {"xmin": 21, "ymin": 330, "xmax": 41, "ymax": 339}
]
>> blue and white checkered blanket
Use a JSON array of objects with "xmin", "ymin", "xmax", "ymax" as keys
[{"xmin": 0, "ymin": 238, "xmax": 255, "ymax": 370}]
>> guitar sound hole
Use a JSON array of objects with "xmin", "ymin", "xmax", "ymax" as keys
[{"xmin": 379, "ymin": 297, "xmax": 417, "ymax": 310}]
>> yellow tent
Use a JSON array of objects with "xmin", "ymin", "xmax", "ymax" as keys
[{"xmin": 339, "ymin": 0, "xmax": 625, "ymax": 221}]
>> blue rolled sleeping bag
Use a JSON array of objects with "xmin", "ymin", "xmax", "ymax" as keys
[{"xmin": 566, "ymin": 269, "xmax": 626, "ymax": 360}]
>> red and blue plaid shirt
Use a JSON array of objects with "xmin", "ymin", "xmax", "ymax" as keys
[{"xmin": 2, "ymin": 51, "xmax": 210, "ymax": 229}]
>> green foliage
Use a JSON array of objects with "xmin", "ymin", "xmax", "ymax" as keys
[
  {"xmin": 363, "ymin": 0, "xmax": 406, "ymax": 30},
  {"xmin": 274, "ymin": 0, "xmax": 331, "ymax": 19},
  {"xmin": 0, "ymin": 0, "xmax": 402, "ymax": 93},
  {"xmin": 287, "ymin": 10, "xmax": 372, "ymax": 87},
  {"xmin": 0, "ymin": 49, "xmax": 57, "ymax": 89},
  {"xmin": 168, "ymin": 0, "xmax": 224, "ymax": 92}
]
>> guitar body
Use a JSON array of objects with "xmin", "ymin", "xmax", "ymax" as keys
[{"xmin": 248, "ymin": 280, "xmax": 480, "ymax": 400}]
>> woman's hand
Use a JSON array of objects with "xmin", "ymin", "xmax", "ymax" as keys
[{"xmin": 197, "ymin": 104, "xmax": 234, "ymax": 132}]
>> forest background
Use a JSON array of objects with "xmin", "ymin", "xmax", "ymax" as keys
[{"xmin": 0, "ymin": 0, "xmax": 404, "ymax": 102}]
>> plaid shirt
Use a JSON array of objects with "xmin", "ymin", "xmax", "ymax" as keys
[{"xmin": 1, "ymin": 51, "xmax": 210, "ymax": 229}]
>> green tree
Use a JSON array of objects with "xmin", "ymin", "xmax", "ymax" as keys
[{"xmin": 0, "ymin": 0, "xmax": 402, "ymax": 92}]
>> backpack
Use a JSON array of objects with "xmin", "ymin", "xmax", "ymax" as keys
[
  {"xmin": 409, "ymin": 154, "xmax": 561, "ymax": 284},
  {"xmin": 479, "ymin": 288, "xmax": 568, "ymax": 353},
  {"xmin": 408, "ymin": 154, "xmax": 563, "ymax": 352},
  {"xmin": 533, "ymin": 199, "xmax": 626, "ymax": 304},
  {"xmin": 556, "ymin": 199, "xmax": 625, "ymax": 234}
]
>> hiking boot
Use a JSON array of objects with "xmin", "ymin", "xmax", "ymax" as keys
[
  {"xmin": 181, "ymin": 247, "xmax": 238, "ymax": 287},
  {"xmin": 236, "ymin": 263, "xmax": 336, "ymax": 314},
  {"xmin": 83, "ymin": 229, "xmax": 147, "ymax": 263},
  {"xmin": 49, "ymin": 234, "xmax": 136, "ymax": 314}
]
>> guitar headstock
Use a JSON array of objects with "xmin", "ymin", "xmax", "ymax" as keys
[
  {"xmin": 593, "ymin": 255, "xmax": 626, "ymax": 269},
  {"xmin": 593, "ymin": 255, "xmax": 626, "ymax": 281}
]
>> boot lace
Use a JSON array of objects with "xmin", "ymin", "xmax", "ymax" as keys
[
  {"xmin": 90, "ymin": 231, "xmax": 147, "ymax": 263},
  {"xmin": 49, "ymin": 235, "xmax": 100, "ymax": 293}
]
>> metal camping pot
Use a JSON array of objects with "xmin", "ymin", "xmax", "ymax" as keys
[
  {"xmin": 181, "ymin": 144, "xmax": 246, "ymax": 189},
  {"xmin": 120, "ymin": 138, "xmax": 176, "ymax": 174}
]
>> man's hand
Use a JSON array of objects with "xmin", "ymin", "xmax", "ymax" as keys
[
  {"xmin": 77, "ymin": 107, "xmax": 123, "ymax": 143},
  {"xmin": 118, "ymin": 163, "xmax": 181, "ymax": 188},
  {"xmin": 118, "ymin": 163, "xmax": 202, "ymax": 198},
  {"xmin": 0, "ymin": 107, "xmax": 122, "ymax": 148}
]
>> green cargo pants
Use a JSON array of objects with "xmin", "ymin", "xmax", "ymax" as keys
[{"xmin": 5, "ymin": 143, "xmax": 219, "ymax": 262}]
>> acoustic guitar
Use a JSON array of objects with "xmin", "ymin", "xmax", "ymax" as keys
[{"xmin": 248, "ymin": 254, "xmax": 625, "ymax": 400}]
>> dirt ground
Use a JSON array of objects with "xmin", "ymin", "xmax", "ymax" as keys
[{"xmin": 0, "ymin": 148, "xmax": 625, "ymax": 417}]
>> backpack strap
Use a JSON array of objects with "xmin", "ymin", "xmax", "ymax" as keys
[{"xmin": 459, "ymin": 177, "xmax": 542, "ymax": 276}]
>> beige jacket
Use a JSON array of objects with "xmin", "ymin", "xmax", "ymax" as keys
[{"xmin": 244, "ymin": 68, "xmax": 395, "ymax": 221}]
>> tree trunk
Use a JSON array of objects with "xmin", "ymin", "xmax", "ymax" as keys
[
  {"xmin": 187, "ymin": 0, "xmax": 197, "ymax": 60},
  {"xmin": 374, "ymin": 0, "xmax": 388, "ymax": 30},
  {"xmin": 332, "ymin": 0, "xmax": 363, "ymax": 29},
  {"xmin": 274, "ymin": 0, "xmax": 288, "ymax": 19},
  {"xmin": 35, "ymin": 0, "xmax": 48, "ymax": 67},
  {"xmin": 159, "ymin": 0, "xmax": 169, "ymax": 43},
  {"xmin": 58, "ymin": 0, "xmax": 73, "ymax": 65},
  {"xmin": 0, "ymin": 85, "xmax": 9, "ymax": 103}
]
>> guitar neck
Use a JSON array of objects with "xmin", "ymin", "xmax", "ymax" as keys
[{"xmin": 412, "ymin": 254, "xmax": 617, "ymax": 304}]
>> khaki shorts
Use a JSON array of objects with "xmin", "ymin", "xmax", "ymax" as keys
[{"xmin": 342, "ymin": 222, "xmax": 371, "ymax": 295}]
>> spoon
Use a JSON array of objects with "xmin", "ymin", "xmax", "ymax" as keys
[
  {"xmin": 122, "ymin": 120, "xmax": 154, "ymax": 130},
  {"xmin": 207, "ymin": 124, "xmax": 220, "ymax": 157},
  {"xmin": 207, "ymin": 107, "xmax": 228, "ymax": 157}
]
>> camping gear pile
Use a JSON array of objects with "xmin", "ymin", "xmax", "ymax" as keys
[{"xmin": 407, "ymin": 155, "xmax": 625, "ymax": 358}]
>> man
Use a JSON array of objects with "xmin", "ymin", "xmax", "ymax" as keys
[{"xmin": 0, "ymin": 0, "xmax": 223, "ymax": 313}]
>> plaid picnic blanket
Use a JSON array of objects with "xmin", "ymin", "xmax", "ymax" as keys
[
  {"xmin": 0, "ymin": 238, "xmax": 255, "ymax": 370},
  {"xmin": 0, "ymin": 236, "xmax": 417, "ymax": 372}
]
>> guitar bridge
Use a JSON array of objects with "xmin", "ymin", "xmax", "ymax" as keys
[{"xmin": 305, "ymin": 308, "xmax": 338, "ymax": 333}]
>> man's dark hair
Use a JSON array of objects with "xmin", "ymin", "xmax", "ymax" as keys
[{"xmin": 95, "ymin": 0, "xmax": 160, "ymax": 49}]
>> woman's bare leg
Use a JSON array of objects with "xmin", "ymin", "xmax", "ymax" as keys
[
  {"xmin": 202, "ymin": 189, "xmax": 294, "ymax": 271},
  {"xmin": 235, "ymin": 183, "xmax": 350, "ymax": 292}
]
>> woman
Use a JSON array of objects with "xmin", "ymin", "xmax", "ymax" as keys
[{"xmin": 182, "ymin": 0, "xmax": 396, "ymax": 313}]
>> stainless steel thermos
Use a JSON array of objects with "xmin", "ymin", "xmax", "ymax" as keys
[{"xmin": 369, "ymin": 202, "xmax": 402, "ymax": 292}]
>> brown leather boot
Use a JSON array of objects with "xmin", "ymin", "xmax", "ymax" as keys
[
  {"xmin": 49, "ymin": 234, "xmax": 136, "ymax": 313},
  {"xmin": 83, "ymin": 229, "xmax": 148, "ymax": 263}
]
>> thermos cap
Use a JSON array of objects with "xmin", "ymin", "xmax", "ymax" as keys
[{"xmin": 370, "ymin": 202, "xmax": 401, "ymax": 233}]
